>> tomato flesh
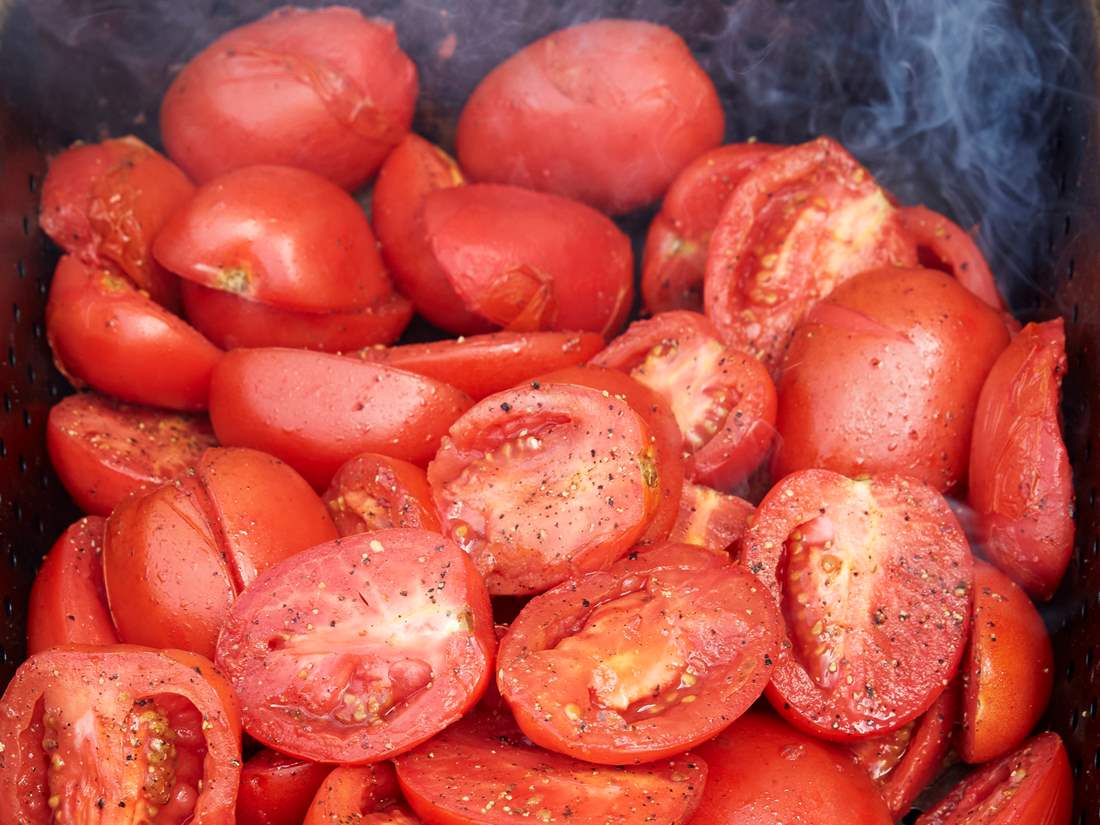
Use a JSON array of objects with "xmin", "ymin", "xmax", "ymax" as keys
[
  {"xmin": 236, "ymin": 748, "xmax": 333, "ymax": 825},
  {"xmin": 323, "ymin": 452, "xmax": 440, "ymax": 536},
  {"xmin": 668, "ymin": 483, "xmax": 754, "ymax": 553},
  {"xmin": 303, "ymin": 763, "xmax": 410, "ymax": 825}
]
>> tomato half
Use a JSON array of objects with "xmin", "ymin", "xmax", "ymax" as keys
[
  {"xmin": 704, "ymin": 136, "xmax": 917, "ymax": 372},
  {"xmin": 209, "ymin": 348, "xmax": 473, "ymax": 488},
  {"xmin": 591, "ymin": 311, "xmax": 777, "ymax": 489},
  {"xmin": 915, "ymin": 732, "xmax": 1072, "ymax": 825},
  {"xmin": 0, "ymin": 646, "xmax": 241, "ymax": 823},
  {"xmin": 395, "ymin": 708, "xmax": 707, "ymax": 824},
  {"xmin": 498, "ymin": 542, "xmax": 780, "ymax": 764},
  {"xmin": 47, "ymin": 392, "xmax": 217, "ymax": 516},
  {"xmin": 323, "ymin": 452, "xmax": 440, "ymax": 536},
  {"xmin": 46, "ymin": 256, "xmax": 222, "ymax": 411},
  {"xmin": 741, "ymin": 470, "xmax": 973, "ymax": 740},
  {"xmin": 236, "ymin": 749, "xmax": 333, "ymax": 825},
  {"xmin": 160, "ymin": 6, "xmax": 417, "ymax": 190},
  {"xmin": 691, "ymin": 711, "xmax": 893, "ymax": 825},
  {"xmin": 26, "ymin": 517, "xmax": 117, "ymax": 654},
  {"xmin": 668, "ymin": 482, "xmax": 754, "ymax": 553},
  {"xmin": 39, "ymin": 135, "xmax": 193, "ymax": 308},
  {"xmin": 215, "ymin": 529, "xmax": 495, "ymax": 763},
  {"xmin": 969, "ymin": 319, "xmax": 1073, "ymax": 600},
  {"xmin": 303, "ymin": 763, "xmax": 417, "ymax": 825},
  {"xmin": 356, "ymin": 331, "xmax": 605, "ymax": 401},
  {"xmin": 642, "ymin": 142, "xmax": 779, "ymax": 315}
]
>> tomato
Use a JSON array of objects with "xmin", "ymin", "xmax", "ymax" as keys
[
  {"xmin": 356, "ymin": 330, "xmax": 606, "ymax": 400},
  {"xmin": 236, "ymin": 749, "xmax": 333, "ymax": 825},
  {"xmin": 591, "ymin": 311, "xmax": 777, "ymax": 489},
  {"xmin": 215, "ymin": 529, "xmax": 495, "ymax": 763},
  {"xmin": 849, "ymin": 682, "xmax": 959, "ymax": 818},
  {"xmin": 46, "ymin": 255, "xmax": 222, "ymax": 411},
  {"xmin": 774, "ymin": 267, "xmax": 1011, "ymax": 492},
  {"xmin": 958, "ymin": 561, "xmax": 1053, "ymax": 764},
  {"xmin": 643, "ymin": 143, "xmax": 780, "ymax": 314},
  {"xmin": 395, "ymin": 708, "xmax": 707, "ymax": 824},
  {"xmin": 47, "ymin": 392, "xmax": 217, "ymax": 516},
  {"xmin": 39, "ymin": 135, "xmax": 193, "ymax": 308},
  {"xmin": 303, "ymin": 763, "xmax": 416, "ymax": 825},
  {"xmin": 323, "ymin": 452, "xmax": 440, "ymax": 536},
  {"xmin": 428, "ymin": 377, "xmax": 661, "ymax": 595},
  {"xmin": 691, "ymin": 711, "xmax": 893, "ymax": 825},
  {"xmin": 498, "ymin": 542, "xmax": 780, "ymax": 764},
  {"xmin": 741, "ymin": 469, "xmax": 973, "ymax": 740},
  {"xmin": 0, "ymin": 646, "xmax": 241, "ymax": 823},
  {"xmin": 969, "ymin": 319, "xmax": 1073, "ymax": 600},
  {"xmin": 668, "ymin": 482, "xmax": 754, "ymax": 552},
  {"xmin": 209, "ymin": 348, "xmax": 473, "ymax": 488},
  {"xmin": 421, "ymin": 184, "xmax": 634, "ymax": 336},
  {"xmin": 181, "ymin": 281, "xmax": 412, "ymax": 352},
  {"xmin": 916, "ymin": 732, "xmax": 1072, "ymax": 825},
  {"xmin": 160, "ymin": 6, "xmax": 417, "ymax": 190},
  {"xmin": 26, "ymin": 517, "xmax": 117, "ymax": 654},
  {"xmin": 704, "ymin": 137, "xmax": 918, "ymax": 371},
  {"xmin": 456, "ymin": 19, "xmax": 723, "ymax": 215},
  {"xmin": 104, "ymin": 447, "xmax": 337, "ymax": 658}
]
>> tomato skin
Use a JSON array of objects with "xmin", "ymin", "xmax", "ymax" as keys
[
  {"xmin": 46, "ymin": 255, "xmax": 222, "ymax": 411},
  {"xmin": 774, "ymin": 267, "xmax": 1010, "ymax": 493},
  {"xmin": 969, "ymin": 319, "xmax": 1073, "ymax": 600},
  {"xmin": 668, "ymin": 482, "xmax": 754, "ymax": 553},
  {"xmin": 40, "ymin": 135, "xmax": 193, "ymax": 309},
  {"xmin": 690, "ymin": 711, "xmax": 893, "ymax": 825},
  {"xmin": 47, "ymin": 392, "xmax": 217, "ymax": 516},
  {"xmin": 160, "ymin": 6, "xmax": 417, "ymax": 190},
  {"xmin": 643, "ymin": 143, "xmax": 780, "ymax": 314},
  {"xmin": 236, "ymin": 749, "xmax": 333, "ymax": 825},
  {"xmin": 323, "ymin": 452, "xmax": 440, "ymax": 536},
  {"xmin": 210, "ymin": 348, "xmax": 473, "ymax": 488},
  {"xmin": 302, "ymin": 763, "xmax": 407, "ymax": 825},
  {"xmin": 456, "ymin": 19, "xmax": 724, "ymax": 215},
  {"xmin": 26, "ymin": 517, "xmax": 117, "ymax": 654}
]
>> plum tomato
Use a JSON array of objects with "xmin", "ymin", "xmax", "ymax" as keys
[
  {"xmin": 323, "ymin": 452, "xmax": 440, "ymax": 536},
  {"xmin": 236, "ymin": 748, "xmax": 333, "ymax": 825},
  {"xmin": 668, "ymin": 482, "xmax": 754, "ymax": 553},
  {"xmin": 302, "ymin": 763, "xmax": 417, "ymax": 824}
]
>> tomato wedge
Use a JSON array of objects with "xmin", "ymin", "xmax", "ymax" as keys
[
  {"xmin": 395, "ymin": 707, "xmax": 707, "ymax": 824},
  {"xmin": 742, "ymin": 470, "xmax": 973, "ymax": 740},
  {"xmin": 215, "ymin": 529, "xmax": 495, "ymax": 763},
  {"xmin": 0, "ymin": 646, "xmax": 241, "ymax": 823},
  {"xmin": 498, "ymin": 543, "xmax": 780, "ymax": 764},
  {"xmin": 236, "ymin": 749, "xmax": 333, "ymax": 825},
  {"xmin": 704, "ymin": 136, "xmax": 917, "ymax": 371},
  {"xmin": 323, "ymin": 452, "xmax": 440, "ymax": 536},
  {"xmin": 303, "ymin": 763, "xmax": 417, "ymax": 825},
  {"xmin": 668, "ymin": 482, "xmax": 754, "ymax": 552}
]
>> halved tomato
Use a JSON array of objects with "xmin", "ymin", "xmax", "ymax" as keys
[
  {"xmin": 303, "ymin": 763, "xmax": 418, "ymax": 824},
  {"xmin": 236, "ymin": 749, "xmax": 333, "ymax": 825},
  {"xmin": 323, "ymin": 452, "xmax": 440, "ymax": 536},
  {"xmin": 0, "ymin": 646, "xmax": 241, "ymax": 823},
  {"xmin": 215, "ymin": 529, "xmax": 495, "ymax": 763},
  {"xmin": 47, "ymin": 392, "xmax": 217, "ymax": 516},
  {"xmin": 498, "ymin": 543, "xmax": 780, "ymax": 764},
  {"xmin": 741, "ymin": 470, "xmax": 973, "ymax": 740},
  {"xmin": 395, "ymin": 707, "xmax": 707, "ymax": 824},
  {"xmin": 668, "ymin": 482, "xmax": 754, "ymax": 553}
]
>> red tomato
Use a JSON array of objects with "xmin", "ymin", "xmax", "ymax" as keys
[
  {"xmin": 958, "ymin": 561, "xmax": 1053, "ymax": 764},
  {"xmin": 236, "ymin": 749, "xmax": 333, "ymax": 825},
  {"xmin": 916, "ymin": 732, "xmax": 1072, "ymax": 825},
  {"xmin": 421, "ymin": 184, "xmax": 634, "ymax": 336},
  {"xmin": 160, "ymin": 6, "xmax": 417, "ymax": 190},
  {"xmin": 428, "ymin": 378, "xmax": 661, "ymax": 595},
  {"xmin": 46, "ymin": 256, "xmax": 222, "ymax": 411},
  {"xmin": 498, "ymin": 543, "xmax": 780, "ymax": 764},
  {"xmin": 668, "ymin": 482, "xmax": 754, "ymax": 552},
  {"xmin": 39, "ymin": 135, "xmax": 193, "ymax": 308},
  {"xmin": 395, "ymin": 707, "xmax": 707, "ymax": 824},
  {"xmin": 323, "ymin": 452, "xmax": 440, "ymax": 536},
  {"xmin": 0, "ymin": 646, "xmax": 241, "ymax": 823},
  {"xmin": 47, "ymin": 392, "xmax": 217, "ymax": 516},
  {"xmin": 643, "ymin": 143, "xmax": 780, "ymax": 314},
  {"xmin": 704, "ymin": 137, "xmax": 918, "ymax": 372},
  {"xmin": 303, "ymin": 763, "xmax": 415, "ymax": 825},
  {"xmin": 969, "ymin": 319, "xmax": 1073, "ymax": 600},
  {"xmin": 591, "ymin": 311, "xmax": 777, "ymax": 489},
  {"xmin": 104, "ymin": 447, "xmax": 337, "ymax": 658},
  {"xmin": 215, "ymin": 529, "xmax": 495, "ymax": 763},
  {"xmin": 741, "ymin": 470, "xmax": 973, "ymax": 740},
  {"xmin": 26, "ymin": 517, "xmax": 117, "ymax": 654},
  {"xmin": 456, "ymin": 19, "xmax": 724, "ymax": 215},
  {"xmin": 774, "ymin": 267, "xmax": 1011, "ymax": 492},
  {"xmin": 356, "ymin": 330, "xmax": 605, "ymax": 400},
  {"xmin": 209, "ymin": 348, "xmax": 473, "ymax": 488},
  {"xmin": 691, "ymin": 711, "xmax": 893, "ymax": 824},
  {"xmin": 182, "ymin": 281, "xmax": 412, "ymax": 352}
]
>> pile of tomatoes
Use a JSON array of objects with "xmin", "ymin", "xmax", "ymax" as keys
[{"xmin": 0, "ymin": 7, "xmax": 1076, "ymax": 824}]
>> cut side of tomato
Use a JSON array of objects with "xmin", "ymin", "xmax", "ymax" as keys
[
  {"xmin": 303, "ymin": 763, "xmax": 411, "ymax": 825},
  {"xmin": 668, "ymin": 482, "xmax": 754, "ymax": 553},
  {"xmin": 323, "ymin": 452, "xmax": 440, "ymax": 536},
  {"xmin": 236, "ymin": 748, "xmax": 333, "ymax": 825}
]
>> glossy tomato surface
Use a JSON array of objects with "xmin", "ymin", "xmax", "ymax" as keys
[
  {"xmin": 323, "ymin": 452, "xmax": 440, "ymax": 536},
  {"xmin": 302, "ymin": 763, "xmax": 412, "ymax": 825},
  {"xmin": 236, "ymin": 748, "xmax": 333, "ymax": 825},
  {"xmin": 668, "ymin": 482, "xmax": 754, "ymax": 552}
]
